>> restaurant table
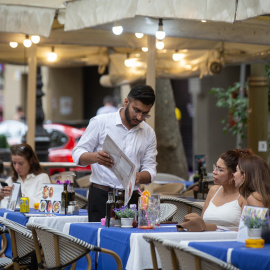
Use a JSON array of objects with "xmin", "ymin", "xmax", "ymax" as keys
[
  {"xmin": 181, "ymin": 240, "xmax": 270, "ymax": 270},
  {"xmin": 0, "ymin": 208, "xmax": 88, "ymax": 258},
  {"xmin": 64, "ymin": 222, "xmax": 238, "ymax": 270}
]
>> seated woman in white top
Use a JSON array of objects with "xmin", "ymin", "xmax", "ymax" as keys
[
  {"xmin": 0, "ymin": 143, "xmax": 51, "ymax": 208},
  {"xmin": 202, "ymin": 149, "xmax": 250, "ymax": 230}
]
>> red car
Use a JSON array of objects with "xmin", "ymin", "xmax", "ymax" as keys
[
  {"xmin": 44, "ymin": 123, "xmax": 91, "ymax": 175},
  {"xmin": 0, "ymin": 121, "xmax": 91, "ymax": 176}
]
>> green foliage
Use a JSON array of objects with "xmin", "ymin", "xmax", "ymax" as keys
[
  {"xmin": 0, "ymin": 134, "xmax": 9, "ymax": 149},
  {"xmin": 210, "ymin": 82, "xmax": 248, "ymax": 139}
]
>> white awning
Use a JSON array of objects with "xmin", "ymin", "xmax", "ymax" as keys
[{"xmin": 0, "ymin": 5, "xmax": 55, "ymax": 37}]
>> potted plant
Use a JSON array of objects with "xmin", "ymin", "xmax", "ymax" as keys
[
  {"xmin": 114, "ymin": 205, "xmax": 137, "ymax": 228},
  {"xmin": 242, "ymin": 213, "xmax": 269, "ymax": 239}
]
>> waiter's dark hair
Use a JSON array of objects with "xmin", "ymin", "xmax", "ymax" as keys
[{"xmin": 128, "ymin": 85, "xmax": 155, "ymax": 105}]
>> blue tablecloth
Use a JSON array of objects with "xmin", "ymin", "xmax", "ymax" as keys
[
  {"xmin": 0, "ymin": 208, "xmax": 88, "ymax": 259},
  {"xmin": 69, "ymin": 223, "xmax": 177, "ymax": 270},
  {"xmin": 188, "ymin": 241, "xmax": 270, "ymax": 270}
]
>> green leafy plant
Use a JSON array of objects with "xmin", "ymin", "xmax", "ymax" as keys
[
  {"xmin": 113, "ymin": 205, "xmax": 137, "ymax": 218},
  {"xmin": 242, "ymin": 214, "xmax": 269, "ymax": 229},
  {"xmin": 210, "ymin": 82, "xmax": 248, "ymax": 139}
]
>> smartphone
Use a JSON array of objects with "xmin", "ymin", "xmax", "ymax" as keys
[{"xmin": 0, "ymin": 182, "xmax": 8, "ymax": 187}]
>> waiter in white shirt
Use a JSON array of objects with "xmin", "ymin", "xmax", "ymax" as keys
[{"xmin": 72, "ymin": 85, "xmax": 157, "ymax": 222}]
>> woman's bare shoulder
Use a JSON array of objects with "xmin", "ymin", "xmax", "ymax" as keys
[
  {"xmin": 204, "ymin": 185, "xmax": 219, "ymax": 200},
  {"xmin": 238, "ymin": 195, "xmax": 247, "ymax": 208},
  {"xmin": 208, "ymin": 185, "xmax": 220, "ymax": 194},
  {"xmin": 247, "ymin": 192, "xmax": 264, "ymax": 208}
]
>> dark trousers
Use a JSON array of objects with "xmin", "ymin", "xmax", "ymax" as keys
[{"xmin": 88, "ymin": 185, "xmax": 140, "ymax": 222}]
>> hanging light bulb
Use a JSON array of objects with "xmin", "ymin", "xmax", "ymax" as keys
[
  {"xmin": 23, "ymin": 35, "xmax": 32, "ymax": 48},
  {"xmin": 125, "ymin": 59, "xmax": 134, "ymax": 67},
  {"xmin": 124, "ymin": 53, "xmax": 135, "ymax": 67},
  {"xmin": 155, "ymin": 18, "xmax": 166, "ymax": 40},
  {"xmin": 112, "ymin": 22, "xmax": 123, "ymax": 35},
  {"xmin": 9, "ymin": 42, "xmax": 18, "ymax": 48},
  {"xmin": 172, "ymin": 51, "xmax": 185, "ymax": 61},
  {"xmin": 156, "ymin": 41, "xmax": 164, "ymax": 50},
  {"xmin": 142, "ymin": 47, "xmax": 148, "ymax": 52},
  {"xmin": 201, "ymin": 19, "xmax": 207, "ymax": 23},
  {"xmin": 31, "ymin": 35, "xmax": 40, "ymax": 44},
  {"xmin": 135, "ymin": 33, "xmax": 144, "ymax": 38},
  {"xmin": 47, "ymin": 47, "xmax": 57, "ymax": 62}
]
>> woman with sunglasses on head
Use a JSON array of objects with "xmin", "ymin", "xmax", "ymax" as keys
[
  {"xmin": 234, "ymin": 154, "xmax": 270, "ymax": 210},
  {"xmin": 201, "ymin": 149, "xmax": 252, "ymax": 230},
  {"xmin": 0, "ymin": 143, "xmax": 50, "ymax": 208}
]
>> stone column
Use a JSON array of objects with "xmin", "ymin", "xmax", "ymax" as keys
[{"xmin": 248, "ymin": 63, "xmax": 268, "ymax": 161}]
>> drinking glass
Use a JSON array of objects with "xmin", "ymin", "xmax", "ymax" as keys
[
  {"xmin": 138, "ymin": 196, "xmax": 157, "ymax": 229},
  {"xmin": 151, "ymin": 194, "xmax": 160, "ymax": 226}
]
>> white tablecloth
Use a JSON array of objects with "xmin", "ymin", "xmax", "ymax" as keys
[
  {"xmin": 126, "ymin": 229, "xmax": 238, "ymax": 270},
  {"xmin": 29, "ymin": 215, "xmax": 88, "ymax": 232}
]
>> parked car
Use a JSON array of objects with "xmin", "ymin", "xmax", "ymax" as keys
[{"xmin": 0, "ymin": 120, "xmax": 91, "ymax": 175}]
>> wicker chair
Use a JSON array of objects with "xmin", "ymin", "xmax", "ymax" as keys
[
  {"xmin": 75, "ymin": 192, "xmax": 88, "ymax": 209},
  {"xmin": 160, "ymin": 203, "xmax": 177, "ymax": 222},
  {"xmin": 143, "ymin": 234, "xmax": 173, "ymax": 270},
  {"xmin": 160, "ymin": 197, "xmax": 203, "ymax": 223},
  {"xmin": 163, "ymin": 239, "xmax": 240, "ymax": 270},
  {"xmin": 0, "ymin": 225, "xmax": 13, "ymax": 269},
  {"xmin": 0, "ymin": 217, "xmax": 37, "ymax": 270},
  {"xmin": 76, "ymin": 174, "xmax": 91, "ymax": 188},
  {"xmin": 154, "ymin": 173, "xmax": 187, "ymax": 183},
  {"xmin": 26, "ymin": 222, "xmax": 122, "ymax": 270}
]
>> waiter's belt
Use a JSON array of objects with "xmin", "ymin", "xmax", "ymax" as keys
[{"xmin": 91, "ymin": 183, "xmax": 138, "ymax": 194}]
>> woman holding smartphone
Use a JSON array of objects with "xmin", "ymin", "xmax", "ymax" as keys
[{"xmin": 0, "ymin": 143, "xmax": 51, "ymax": 208}]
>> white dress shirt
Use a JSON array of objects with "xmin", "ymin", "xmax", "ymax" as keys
[
  {"xmin": 72, "ymin": 110, "xmax": 157, "ymax": 189},
  {"xmin": 5, "ymin": 173, "xmax": 51, "ymax": 208}
]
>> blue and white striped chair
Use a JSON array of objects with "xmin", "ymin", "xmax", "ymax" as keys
[
  {"xmin": 0, "ymin": 225, "xmax": 12, "ymax": 269},
  {"xmin": 0, "ymin": 217, "xmax": 36, "ymax": 270},
  {"xmin": 27, "ymin": 222, "xmax": 122, "ymax": 270}
]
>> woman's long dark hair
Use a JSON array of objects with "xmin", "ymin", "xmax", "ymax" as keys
[
  {"xmin": 238, "ymin": 154, "xmax": 270, "ymax": 210},
  {"xmin": 10, "ymin": 143, "xmax": 46, "ymax": 182}
]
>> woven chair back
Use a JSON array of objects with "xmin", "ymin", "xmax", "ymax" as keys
[{"xmin": 160, "ymin": 197, "xmax": 203, "ymax": 223}]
